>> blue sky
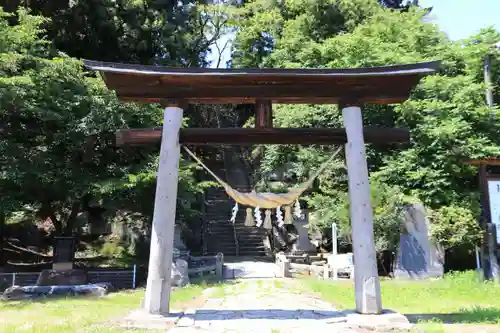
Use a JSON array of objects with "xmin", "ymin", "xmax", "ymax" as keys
[
  {"xmin": 420, "ymin": 0, "xmax": 500, "ymax": 40},
  {"xmin": 208, "ymin": 0, "xmax": 500, "ymax": 67}
]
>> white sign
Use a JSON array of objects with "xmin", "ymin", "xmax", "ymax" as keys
[{"xmin": 487, "ymin": 180, "xmax": 500, "ymax": 243}]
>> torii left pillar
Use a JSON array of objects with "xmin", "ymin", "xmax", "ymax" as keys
[
  {"xmin": 143, "ymin": 102, "xmax": 184, "ymax": 314},
  {"xmin": 342, "ymin": 103, "xmax": 382, "ymax": 314}
]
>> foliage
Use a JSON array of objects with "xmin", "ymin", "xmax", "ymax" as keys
[
  {"xmin": 308, "ymin": 179, "xmax": 410, "ymax": 252},
  {"xmin": 2, "ymin": 0, "xmax": 222, "ymax": 67},
  {"xmin": 99, "ymin": 237, "xmax": 127, "ymax": 259},
  {"xmin": 0, "ymin": 8, "xmax": 210, "ymax": 238},
  {"xmin": 226, "ymin": 1, "xmax": 500, "ymax": 252},
  {"xmin": 1, "ymin": 0, "xmax": 500, "ymax": 258},
  {"xmin": 429, "ymin": 205, "xmax": 482, "ymax": 250}
]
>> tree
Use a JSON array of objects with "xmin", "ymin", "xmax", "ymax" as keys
[
  {"xmin": 226, "ymin": 2, "xmax": 500, "ymax": 252},
  {"xmin": 1, "ymin": 0, "xmax": 223, "ymax": 66},
  {"xmin": 0, "ymin": 8, "xmax": 207, "ymax": 237},
  {"xmin": 307, "ymin": 179, "xmax": 410, "ymax": 253},
  {"xmin": 428, "ymin": 205, "xmax": 482, "ymax": 250}
]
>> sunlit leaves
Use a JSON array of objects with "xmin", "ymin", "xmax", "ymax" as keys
[{"xmin": 227, "ymin": 1, "xmax": 500, "ymax": 251}]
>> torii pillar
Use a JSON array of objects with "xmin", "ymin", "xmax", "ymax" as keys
[
  {"xmin": 143, "ymin": 101, "xmax": 184, "ymax": 314},
  {"xmin": 342, "ymin": 103, "xmax": 382, "ymax": 314}
]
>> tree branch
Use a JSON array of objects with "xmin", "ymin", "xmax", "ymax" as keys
[{"xmin": 6, "ymin": 241, "xmax": 52, "ymax": 258}]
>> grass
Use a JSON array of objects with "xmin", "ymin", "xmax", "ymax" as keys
[
  {"xmin": 299, "ymin": 271, "xmax": 500, "ymax": 332},
  {"xmin": 3, "ymin": 272, "xmax": 499, "ymax": 333},
  {"xmin": 0, "ymin": 282, "xmax": 220, "ymax": 333}
]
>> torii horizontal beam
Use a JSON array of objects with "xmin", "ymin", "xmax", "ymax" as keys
[
  {"xmin": 115, "ymin": 127, "xmax": 410, "ymax": 146},
  {"xmin": 464, "ymin": 158, "xmax": 500, "ymax": 166}
]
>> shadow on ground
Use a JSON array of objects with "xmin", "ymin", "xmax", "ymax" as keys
[
  {"xmin": 405, "ymin": 307, "xmax": 500, "ymax": 324},
  {"xmin": 0, "ymin": 293, "xmax": 114, "ymax": 309},
  {"xmin": 185, "ymin": 308, "xmax": 345, "ymax": 321}
]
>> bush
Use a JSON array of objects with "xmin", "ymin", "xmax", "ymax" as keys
[
  {"xmin": 307, "ymin": 179, "xmax": 412, "ymax": 253},
  {"xmin": 429, "ymin": 205, "xmax": 482, "ymax": 250}
]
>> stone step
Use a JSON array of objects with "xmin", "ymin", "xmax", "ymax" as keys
[
  {"xmin": 205, "ymin": 233, "xmax": 264, "ymax": 240},
  {"xmin": 207, "ymin": 223, "xmax": 268, "ymax": 229},
  {"xmin": 206, "ymin": 230, "xmax": 266, "ymax": 237},
  {"xmin": 207, "ymin": 233, "xmax": 268, "ymax": 240},
  {"xmin": 207, "ymin": 236, "xmax": 266, "ymax": 243},
  {"xmin": 207, "ymin": 226, "xmax": 268, "ymax": 233},
  {"xmin": 205, "ymin": 239, "xmax": 266, "ymax": 248},
  {"xmin": 206, "ymin": 239, "xmax": 264, "ymax": 246},
  {"xmin": 209, "ymin": 241, "xmax": 264, "ymax": 248},
  {"xmin": 206, "ymin": 247, "xmax": 266, "ymax": 255},
  {"xmin": 205, "ymin": 248, "xmax": 267, "ymax": 257},
  {"xmin": 208, "ymin": 222, "xmax": 269, "ymax": 228},
  {"xmin": 206, "ymin": 247, "xmax": 266, "ymax": 253}
]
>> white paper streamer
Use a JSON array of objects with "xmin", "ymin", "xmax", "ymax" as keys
[
  {"xmin": 230, "ymin": 202, "xmax": 238, "ymax": 224},
  {"xmin": 254, "ymin": 206, "xmax": 263, "ymax": 227},
  {"xmin": 276, "ymin": 206, "xmax": 284, "ymax": 227},
  {"xmin": 294, "ymin": 200, "xmax": 302, "ymax": 218}
]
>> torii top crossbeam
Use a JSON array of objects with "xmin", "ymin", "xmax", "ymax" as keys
[{"xmin": 83, "ymin": 60, "xmax": 440, "ymax": 105}]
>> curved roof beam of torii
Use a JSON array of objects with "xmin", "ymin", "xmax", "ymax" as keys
[{"xmin": 83, "ymin": 60, "xmax": 441, "ymax": 105}]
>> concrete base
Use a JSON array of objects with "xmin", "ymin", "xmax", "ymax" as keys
[
  {"xmin": 342, "ymin": 309, "xmax": 413, "ymax": 332},
  {"xmin": 121, "ymin": 309, "xmax": 183, "ymax": 330}
]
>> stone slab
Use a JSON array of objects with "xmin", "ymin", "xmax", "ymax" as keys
[
  {"xmin": 176, "ymin": 314, "xmax": 195, "ymax": 327},
  {"xmin": 341, "ymin": 309, "xmax": 414, "ymax": 331},
  {"xmin": 121, "ymin": 309, "xmax": 183, "ymax": 330}
]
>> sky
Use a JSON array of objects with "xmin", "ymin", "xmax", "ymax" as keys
[
  {"xmin": 420, "ymin": 0, "xmax": 500, "ymax": 40},
  {"xmin": 208, "ymin": 0, "xmax": 500, "ymax": 67}
]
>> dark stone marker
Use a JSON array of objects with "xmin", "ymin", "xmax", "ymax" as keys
[{"xmin": 53, "ymin": 237, "xmax": 76, "ymax": 263}]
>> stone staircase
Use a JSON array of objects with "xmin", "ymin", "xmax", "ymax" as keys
[
  {"xmin": 204, "ymin": 186, "xmax": 268, "ymax": 257},
  {"xmin": 201, "ymin": 146, "xmax": 268, "ymax": 257}
]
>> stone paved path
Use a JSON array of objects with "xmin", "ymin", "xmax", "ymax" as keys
[
  {"xmin": 223, "ymin": 261, "xmax": 277, "ymax": 279},
  {"xmin": 167, "ymin": 280, "xmax": 407, "ymax": 333}
]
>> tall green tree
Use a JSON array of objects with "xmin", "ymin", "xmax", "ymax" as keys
[
  {"xmin": 227, "ymin": 2, "xmax": 500, "ymax": 251},
  {"xmin": 0, "ymin": 8, "xmax": 206, "ymax": 236},
  {"xmin": 1, "ymin": 0, "xmax": 222, "ymax": 66}
]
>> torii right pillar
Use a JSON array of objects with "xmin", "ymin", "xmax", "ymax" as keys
[{"xmin": 342, "ymin": 103, "xmax": 382, "ymax": 314}]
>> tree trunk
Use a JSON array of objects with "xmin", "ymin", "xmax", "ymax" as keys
[
  {"xmin": 63, "ymin": 201, "xmax": 81, "ymax": 236},
  {"xmin": 50, "ymin": 212, "xmax": 63, "ymax": 235}
]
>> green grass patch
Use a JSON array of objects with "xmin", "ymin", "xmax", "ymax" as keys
[
  {"xmin": 299, "ymin": 271, "xmax": 500, "ymax": 330},
  {"xmin": 0, "ymin": 283, "xmax": 217, "ymax": 333},
  {"xmin": 273, "ymin": 279, "xmax": 285, "ymax": 289}
]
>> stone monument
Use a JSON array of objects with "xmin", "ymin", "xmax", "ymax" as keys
[
  {"xmin": 394, "ymin": 203, "xmax": 444, "ymax": 279},
  {"xmin": 292, "ymin": 210, "xmax": 317, "ymax": 253},
  {"xmin": 173, "ymin": 224, "xmax": 187, "ymax": 252},
  {"xmin": 52, "ymin": 236, "xmax": 76, "ymax": 271}
]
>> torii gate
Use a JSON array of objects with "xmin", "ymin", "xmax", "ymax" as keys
[{"xmin": 84, "ymin": 60, "xmax": 440, "ymax": 315}]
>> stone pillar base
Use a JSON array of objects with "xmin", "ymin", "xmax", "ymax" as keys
[{"xmin": 121, "ymin": 309, "xmax": 183, "ymax": 330}]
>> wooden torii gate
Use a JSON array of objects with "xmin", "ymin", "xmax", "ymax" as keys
[{"xmin": 84, "ymin": 60, "xmax": 440, "ymax": 315}]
